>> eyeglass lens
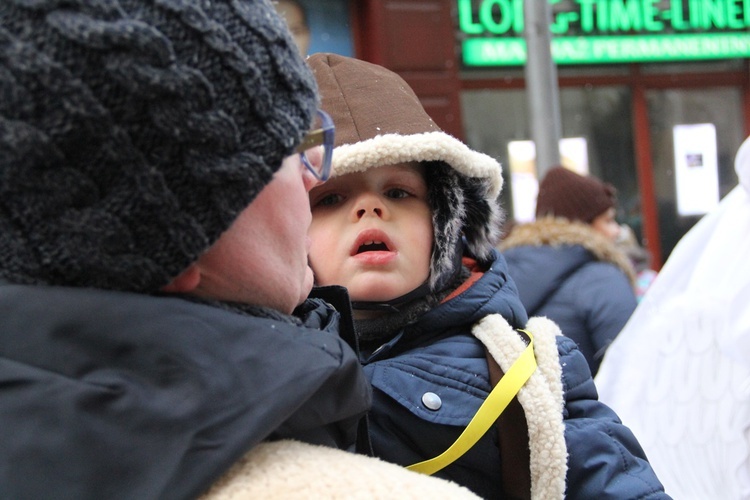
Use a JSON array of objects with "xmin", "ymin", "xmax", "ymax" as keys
[{"xmin": 299, "ymin": 110, "xmax": 334, "ymax": 182}]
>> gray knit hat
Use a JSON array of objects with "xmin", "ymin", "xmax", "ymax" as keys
[
  {"xmin": 0, "ymin": 0, "xmax": 317, "ymax": 292},
  {"xmin": 308, "ymin": 53, "xmax": 503, "ymax": 292}
]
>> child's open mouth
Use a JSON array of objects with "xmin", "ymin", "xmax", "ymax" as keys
[
  {"xmin": 351, "ymin": 229, "xmax": 397, "ymax": 265},
  {"xmin": 357, "ymin": 241, "xmax": 389, "ymax": 253}
]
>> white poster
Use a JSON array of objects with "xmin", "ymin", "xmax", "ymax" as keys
[{"xmin": 673, "ymin": 124, "xmax": 719, "ymax": 216}]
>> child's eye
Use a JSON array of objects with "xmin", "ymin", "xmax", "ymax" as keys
[
  {"xmin": 313, "ymin": 193, "xmax": 343, "ymax": 207},
  {"xmin": 385, "ymin": 188, "xmax": 411, "ymax": 199}
]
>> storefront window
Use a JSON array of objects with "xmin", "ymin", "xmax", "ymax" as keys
[
  {"xmin": 646, "ymin": 87, "xmax": 744, "ymax": 262},
  {"xmin": 460, "ymin": 86, "xmax": 636, "ymax": 232},
  {"xmin": 460, "ymin": 89, "xmax": 525, "ymax": 223}
]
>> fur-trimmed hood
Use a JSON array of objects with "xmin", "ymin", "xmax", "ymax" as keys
[
  {"xmin": 307, "ymin": 53, "xmax": 504, "ymax": 291},
  {"xmin": 500, "ymin": 216, "xmax": 636, "ymax": 285}
]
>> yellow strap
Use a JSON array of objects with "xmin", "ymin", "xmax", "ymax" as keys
[{"xmin": 406, "ymin": 330, "xmax": 537, "ymax": 476}]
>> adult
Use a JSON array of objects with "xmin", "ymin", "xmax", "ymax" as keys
[
  {"xmin": 500, "ymin": 166, "xmax": 637, "ymax": 375},
  {"xmin": 0, "ymin": 1, "xmax": 375, "ymax": 498}
]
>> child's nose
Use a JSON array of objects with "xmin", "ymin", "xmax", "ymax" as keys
[
  {"xmin": 353, "ymin": 193, "xmax": 385, "ymax": 219},
  {"xmin": 357, "ymin": 206, "xmax": 382, "ymax": 218}
]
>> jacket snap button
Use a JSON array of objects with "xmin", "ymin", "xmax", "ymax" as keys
[{"xmin": 422, "ymin": 392, "xmax": 442, "ymax": 411}]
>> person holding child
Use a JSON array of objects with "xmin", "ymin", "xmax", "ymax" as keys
[
  {"xmin": 306, "ymin": 53, "xmax": 668, "ymax": 499},
  {"xmin": 0, "ymin": 3, "xmax": 482, "ymax": 498}
]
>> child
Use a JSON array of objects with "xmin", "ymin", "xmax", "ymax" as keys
[{"xmin": 307, "ymin": 53, "xmax": 670, "ymax": 499}]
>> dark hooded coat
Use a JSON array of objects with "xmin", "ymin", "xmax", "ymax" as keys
[
  {"xmin": 361, "ymin": 250, "xmax": 667, "ymax": 499},
  {"xmin": 501, "ymin": 217, "xmax": 637, "ymax": 375},
  {"xmin": 0, "ymin": 283, "xmax": 370, "ymax": 500}
]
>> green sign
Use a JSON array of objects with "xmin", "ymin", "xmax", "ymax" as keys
[{"xmin": 458, "ymin": 0, "xmax": 750, "ymax": 65}]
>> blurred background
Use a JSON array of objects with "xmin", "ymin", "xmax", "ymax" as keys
[{"xmin": 279, "ymin": 0, "xmax": 750, "ymax": 269}]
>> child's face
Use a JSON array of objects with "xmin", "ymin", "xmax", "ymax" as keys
[{"xmin": 308, "ymin": 162, "xmax": 433, "ymax": 303}]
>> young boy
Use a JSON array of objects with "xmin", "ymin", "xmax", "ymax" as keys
[{"xmin": 307, "ymin": 53, "xmax": 670, "ymax": 499}]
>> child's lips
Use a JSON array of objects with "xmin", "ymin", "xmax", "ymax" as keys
[
  {"xmin": 350, "ymin": 228, "xmax": 397, "ymax": 266},
  {"xmin": 352, "ymin": 250, "xmax": 397, "ymax": 266},
  {"xmin": 350, "ymin": 228, "xmax": 396, "ymax": 256}
]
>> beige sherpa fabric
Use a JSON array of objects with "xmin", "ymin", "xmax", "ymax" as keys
[
  {"xmin": 499, "ymin": 216, "xmax": 636, "ymax": 285},
  {"xmin": 472, "ymin": 314, "xmax": 568, "ymax": 500},
  {"xmin": 201, "ymin": 439, "xmax": 480, "ymax": 499},
  {"xmin": 332, "ymin": 131, "xmax": 503, "ymax": 198}
]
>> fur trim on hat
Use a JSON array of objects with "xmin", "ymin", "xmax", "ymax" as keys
[
  {"xmin": 333, "ymin": 132, "xmax": 503, "ymax": 198},
  {"xmin": 500, "ymin": 216, "xmax": 637, "ymax": 285}
]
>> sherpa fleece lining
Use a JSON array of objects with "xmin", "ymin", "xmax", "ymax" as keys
[
  {"xmin": 201, "ymin": 440, "xmax": 480, "ymax": 499},
  {"xmin": 473, "ymin": 315, "xmax": 568, "ymax": 500},
  {"xmin": 202, "ymin": 316, "xmax": 567, "ymax": 500},
  {"xmin": 332, "ymin": 131, "xmax": 504, "ymax": 199}
]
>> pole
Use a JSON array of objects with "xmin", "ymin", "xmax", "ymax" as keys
[{"xmin": 523, "ymin": 0, "xmax": 562, "ymax": 179}]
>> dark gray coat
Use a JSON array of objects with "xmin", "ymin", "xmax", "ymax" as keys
[{"xmin": 0, "ymin": 282, "xmax": 370, "ymax": 500}]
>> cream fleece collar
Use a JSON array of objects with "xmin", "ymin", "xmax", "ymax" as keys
[{"xmin": 472, "ymin": 314, "xmax": 568, "ymax": 500}]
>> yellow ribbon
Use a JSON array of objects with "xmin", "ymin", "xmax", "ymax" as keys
[{"xmin": 406, "ymin": 330, "xmax": 537, "ymax": 475}]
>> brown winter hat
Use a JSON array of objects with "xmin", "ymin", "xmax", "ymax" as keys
[
  {"xmin": 307, "ymin": 53, "xmax": 504, "ymax": 291},
  {"xmin": 536, "ymin": 166, "xmax": 616, "ymax": 223}
]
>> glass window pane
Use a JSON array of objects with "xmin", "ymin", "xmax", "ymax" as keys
[
  {"xmin": 646, "ymin": 87, "xmax": 745, "ymax": 262},
  {"xmin": 460, "ymin": 86, "xmax": 637, "ymax": 235}
]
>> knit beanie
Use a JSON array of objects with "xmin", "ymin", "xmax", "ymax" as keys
[
  {"xmin": 0, "ymin": 0, "xmax": 317, "ymax": 292},
  {"xmin": 307, "ymin": 53, "xmax": 503, "ymax": 292},
  {"xmin": 535, "ymin": 166, "xmax": 616, "ymax": 224}
]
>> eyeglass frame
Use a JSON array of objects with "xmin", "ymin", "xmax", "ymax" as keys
[{"xmin": 294, "ymin": 109, "xmax": 334, "ymax": 182}]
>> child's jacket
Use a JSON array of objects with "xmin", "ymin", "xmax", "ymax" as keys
[{"xmin": 360, "ymin": 250, "xmax": 669, "ymax": 499}]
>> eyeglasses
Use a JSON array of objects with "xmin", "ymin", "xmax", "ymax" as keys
[{"xmin": 295, "ymin": 109, "xmax": 334, "ymax": 182}]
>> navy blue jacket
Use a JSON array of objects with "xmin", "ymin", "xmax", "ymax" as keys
[
  {"xmin": 361, "ymin": 250, "xmax": 667, "ymax": 499},
  {"xmin": 0, "ymin": 283, "xmax": 370, "ymax": 500},
  {"xmin": 501, "ymin": 219, "xmax": 637, "ymax": 375}
]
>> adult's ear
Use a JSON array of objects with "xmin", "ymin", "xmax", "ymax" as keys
[{"xmin": 161, "ymin": 264, "xmax": 201, "ymax": 293}]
